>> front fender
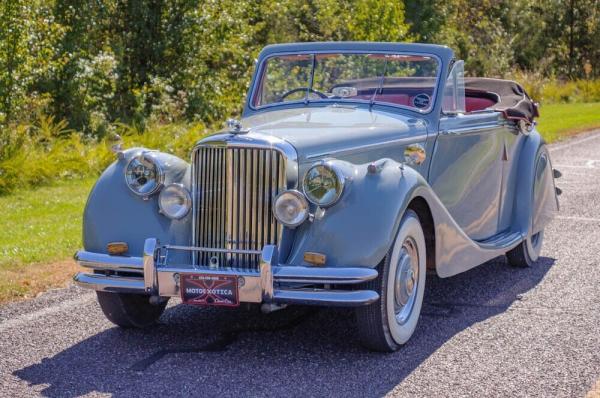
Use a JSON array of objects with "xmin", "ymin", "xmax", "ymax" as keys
[
  {"xmin": 286, "ymin": 159, "xmax": 427, "ymax": 268},
  {"xmin": 83, "ymin": 148, "xmax": 192, "ymax": 258}
]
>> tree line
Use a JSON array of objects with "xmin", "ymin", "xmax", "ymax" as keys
[{"xmin": 0, "ymin": 0, "xmax": 598, "ymax": 137}]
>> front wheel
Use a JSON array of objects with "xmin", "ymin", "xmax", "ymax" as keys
[
  {"xmin": 96, "ymin": 291, "xmax": 167, "ymax": 328},
  {"xmin": 355, "ymin": 210, "xmax": 427, "ymax": 352}
]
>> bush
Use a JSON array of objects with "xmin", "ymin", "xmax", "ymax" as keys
[
  {"xmin": 511, "ymin": 71, "xmax": 600, "ymax": 104},
  {"xmin": 0, "ymin": 115, "xmax": 209, "ymax": 195}
]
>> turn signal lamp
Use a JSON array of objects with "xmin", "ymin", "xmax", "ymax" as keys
[
  {"xmin": 304, "ymin": 252, "xmax": 326, "ymax": 266},
  {"xmin": 107, "ymin": 242, "xmax": 128, "ymax": 255}
]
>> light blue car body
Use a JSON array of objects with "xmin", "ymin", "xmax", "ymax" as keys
[{"xmin": 82, "ymin": 42, "xmax": 559, "ymax": 281}]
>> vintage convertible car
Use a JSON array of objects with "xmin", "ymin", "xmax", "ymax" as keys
[{"xmin": 74, "ymin": 42, "xmax": 560, "ymax": 351}]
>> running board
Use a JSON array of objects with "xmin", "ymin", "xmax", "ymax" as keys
[{"xmin": 476, "ymin": 231, "xmax": 523, "ymax": 250}]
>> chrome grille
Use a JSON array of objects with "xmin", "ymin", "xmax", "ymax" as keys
[{"xmin": 192, "ymin": 146, "xmax": 286, "ymax": 270}]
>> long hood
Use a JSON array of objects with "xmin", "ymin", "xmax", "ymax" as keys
[{"xmin": 239, "ymin": 106, "xmax": 428, "ymax": 162}]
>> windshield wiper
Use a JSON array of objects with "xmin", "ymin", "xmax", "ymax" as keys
[{"xmin": 370, "ymin": 56, "xmax": 388, "ymax": 110}]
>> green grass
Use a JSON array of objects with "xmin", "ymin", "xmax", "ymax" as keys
[
  {"xmin": 0, "ymin": 179, "xmax": 94, "ymax": 302},
  {"xmin": 0, "ymin": 178, "xmax": 94, "ymax": 269},
  {"xmin": 537, "ymin": 102, "xmax": 600, "ymax": 143}
]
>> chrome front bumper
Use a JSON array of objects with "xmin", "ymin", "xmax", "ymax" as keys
[{"xmin": 73, "ymin": 239, "xmax": 379, "ymax": 307}]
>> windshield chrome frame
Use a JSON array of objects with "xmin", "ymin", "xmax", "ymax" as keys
[{"xmin": 248, "ymin": 50, "xmax": 443, "ymax": 115}]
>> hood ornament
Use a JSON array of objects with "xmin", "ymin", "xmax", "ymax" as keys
[{"xmin": 226, "ymin": 118, "xmax": 250, "ymax": 135}]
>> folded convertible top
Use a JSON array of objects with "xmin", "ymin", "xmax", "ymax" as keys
[{"xmin": 465, "ymin": 78, "xmax": 539, "ymax": 123}]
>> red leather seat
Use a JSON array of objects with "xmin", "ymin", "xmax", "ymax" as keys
[
  {"xmin": 465, "ymin": 97, "xmax": 496, "ymax": 112},
  {"xmin": 355, "ymin": 93, "xmax": 496, "ymax": 111}
]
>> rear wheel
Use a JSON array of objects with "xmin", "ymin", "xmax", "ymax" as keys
[
  {"xmin": 507, "ymin": 230, "xmax": 544, "ymax": 268},
  {"xmin": 355, "ymin": 210, "xmax": 426, "ymax": 352},
  {"xmin": 96, "ymin": 291, "xmax": 167, "ymax": 328}
]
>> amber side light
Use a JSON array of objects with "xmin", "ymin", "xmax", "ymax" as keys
[
  {"xmin": 107, "ymin": 242, "xmax": 128, "ymax": 255},
  {"xmin": 304, "ymin": 252, "xmax": 326, "ymax": 266}
]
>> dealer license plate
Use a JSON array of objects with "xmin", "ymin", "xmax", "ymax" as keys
[{"xmin": 180, "ymin": 274, "xmax": 239, "ymax": 307}]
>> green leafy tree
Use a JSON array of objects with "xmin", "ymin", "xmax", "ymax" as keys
[
  {"xmin": 0, "ymin": 0, "xmax": 62, "ymax": 123},
  {"xmin": 0, "ymin": 0, "xmax": 26, "ymax": 122}
]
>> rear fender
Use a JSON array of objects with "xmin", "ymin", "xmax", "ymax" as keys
[{"xmin": 512, "ymin": 131, "xmax": 559, "ymax": 236}]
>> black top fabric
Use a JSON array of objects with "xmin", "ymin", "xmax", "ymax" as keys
[{"xmin": 465, "ymin": 78, "xmax": 539, "ymax": 123}]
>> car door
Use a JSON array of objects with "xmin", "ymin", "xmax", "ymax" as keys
[{"xmin": 428, "ymin": 61, "xmax": 505, "ymax": 241}]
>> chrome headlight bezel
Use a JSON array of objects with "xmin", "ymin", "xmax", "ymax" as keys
[
  {"xmin": 302, "ymin": 162, "xmax": 346, "ymax": 207},
  {"xmin": 124, "ymin": 152, "xmax": 165, "ymax": 197},
  {"xmin": 158, "ymin": 183, "xmax": 192, "ymax": 220},
  {"xmin": 273, "ymin": 189, "xmax": 309, "ymax": 228}
]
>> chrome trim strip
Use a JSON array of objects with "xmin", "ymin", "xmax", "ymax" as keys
[
  {"xmin": 73, "ymin": 273, "xmax": 145, "ymax": 294},
  {"xmin": 305, "ymin": 133, "xmax": 428, "ymax": 160},
  {"xmin": 273, "ymin": 266, "xmax": 378, "ymax": 284},
  {"xmin": 273, "ymin": 289, "xmax": 379, "ymax": 307},
  {"xmin": 260, "ymin": 245, "xmax": 276, "ymax": 301},
  {"xmin": 143, "ymin": 238, "xmax": 158, "ymax": 294},
  {"xmin": 74, "ymin": 251, "xmax": 143, "ymax": 274},
  {"xmin": 164, "ymin": 245, "xmax": 261, "ymax": 255},
  {"xmin": 440, "ymin": 123, "xmax": 501, "ymax": 136}
]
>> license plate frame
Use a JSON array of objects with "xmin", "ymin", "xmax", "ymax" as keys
[{"xmin": 180, "ymin": 273, "xmax": 239, "ymax": 307}]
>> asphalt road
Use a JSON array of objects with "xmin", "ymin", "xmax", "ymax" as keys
[{"xmin": 1, "ymin": 131, "xmax": 600, "ymax": 398}]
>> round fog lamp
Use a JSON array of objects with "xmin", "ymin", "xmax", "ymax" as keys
[
  {"xmin": 159, "ymin": 184, "xmax": 191, "ymax": 219},
  {"xmin": 273, "ymin": 190, "xmax": 309, "ymax": 228}
]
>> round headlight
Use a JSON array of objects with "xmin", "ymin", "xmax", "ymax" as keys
[
  {"xmin": 125, "ymin": 153, "xmax": 164, "ymax": 196},
  {"xmin": 159, "ymin": 184, "xmax": 191, "ymax": 219},
  {"xmin": 303, "ymin": 163, "xmax": 345, "ymax": 207},
  {"xmin": 273, "ymin": 190, "xmax": 309, "ymax": 228}
]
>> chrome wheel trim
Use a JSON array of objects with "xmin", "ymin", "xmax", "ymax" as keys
[{"xmin": 393, "ymin": 237, "xmax": 419, "ymax": 325}]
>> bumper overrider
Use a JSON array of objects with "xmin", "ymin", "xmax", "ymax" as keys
[{"xmin": 73, "ymin": 239, "xmax": 379, "ymax": 307}]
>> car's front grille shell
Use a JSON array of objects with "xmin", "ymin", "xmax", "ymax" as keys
[{"xmin": 191, "ymin": 145, "xmax": 286, "ymax": 270}]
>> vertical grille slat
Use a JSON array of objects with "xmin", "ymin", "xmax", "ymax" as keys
[
  {"xmin": 265, "ymin": 150, "xmax": 272, "ymax": 244},
  {"xmin": 192, "ymin": 145, "xmax": 284, "ymax": 271},
  {"xmin": 199, "ymin": 148, "xmax": 207, "ymax": 265},
  {"xmin": 270, "ymin": 152, "xmax": 278, "ymax": 243},
  {"xmin": 257, "ymin": 150, "xmax": 264, "ymax": 256}
]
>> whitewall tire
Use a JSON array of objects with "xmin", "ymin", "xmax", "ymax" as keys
[{"xmin": 355, "ymin": 209, "xmax": 427, "ymax": 352}]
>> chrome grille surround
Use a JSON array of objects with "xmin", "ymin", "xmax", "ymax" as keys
[{"xmin": 191, "ymin": 132, "xmax": 298, "ymax": 271}]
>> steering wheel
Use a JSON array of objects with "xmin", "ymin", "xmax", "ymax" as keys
[{"xmin": 279, "ymin": 87, "xmax": 328, "ymax": 102}]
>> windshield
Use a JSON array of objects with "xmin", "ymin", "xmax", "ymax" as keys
[{"xmin": 252, "ymin": 53, "xmax": 440, "ymax": 112}]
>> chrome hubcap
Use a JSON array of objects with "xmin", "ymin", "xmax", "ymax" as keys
[{"xmin": 394, "ymin": 237, "xmax": 419, "ymax": 325}]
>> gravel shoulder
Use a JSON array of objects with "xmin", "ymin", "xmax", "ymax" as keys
[{"xmin": 1, "ymin": 131, "xmax": 599, "ymax": 398}]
